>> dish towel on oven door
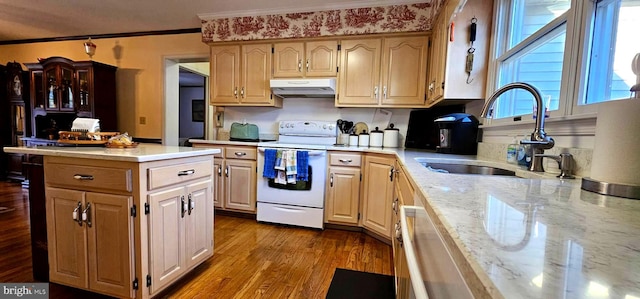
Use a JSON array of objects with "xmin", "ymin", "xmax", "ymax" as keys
[
  {"xmin": 263, "ymin": 149, "xmax": 309, "ymax": 184},
  {"xmin": 297, "ymin": 151, "xmax": 309, "ymax": 181},
  {"xmin": 262, "ymin": 149, "xmax": 278, "ymax": 178},
  {"xmin": 285, "ymin": 150, "xmax": 298, "ymax": 184}
]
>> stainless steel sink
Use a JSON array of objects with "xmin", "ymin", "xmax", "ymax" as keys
[{"xmin": 421, "ymin": 162, "xmax": 516, "ymax": 176}]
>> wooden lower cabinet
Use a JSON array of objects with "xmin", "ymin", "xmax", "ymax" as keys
[
  {"xmin": 46, "ymin": 187, "xmax": 134, "ymax": 298},
  {"xmin": 361, "ymin": 154, "xmax": 395, "ymax": 238},
  {"xmin": 224, "ymin": 159, "xmax": 256, "ymax": 211},
  {"xmin": 148, "ymin": 179, "xmax": 213, "ymax": 293},
  {"xmin": 43, "ymin": 154, "xmax": 215, "ymax": 299},
  {"xmin": 194, "ymin": 144, "xmax": 257, "ymax": 213},
  {"xmin": 325, "ymin": 166, "xmax": 361, "ymax": 225}
]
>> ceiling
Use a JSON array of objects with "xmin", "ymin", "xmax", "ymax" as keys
[{"xmin": 0, "ymin": 0, "xmax": 421, "ymax": 43}]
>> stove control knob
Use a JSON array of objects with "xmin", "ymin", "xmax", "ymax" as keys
[
  {"xmin": 290, "ymin": 123, "xmax": 295, "ymax": 128},
  {"xmin": 280, "ymin": 123, "xmax": 284, "ymax": 128},
  {"xmin": 323, "ymin": 124, "xmax": 327, "ymax": 129},
  {"xmin": 328, "ymin": 124, "xmax": 334, "ymax": 130},
  {"xmin": 285, "ymin": 123, "xmax": 290, "ymax": 128}
]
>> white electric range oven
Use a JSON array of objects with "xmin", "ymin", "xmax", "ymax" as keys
[{"xmin": 256, "ymin": 120, "xmax": 337, "ymax": 229}]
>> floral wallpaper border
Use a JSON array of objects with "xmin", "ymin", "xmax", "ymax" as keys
[{"xmin": 200, "ymin": 1, "xmax": 444, "ymax": 43}]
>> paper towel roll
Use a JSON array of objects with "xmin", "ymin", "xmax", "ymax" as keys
[{"xmin": 590, "ymin": 100, "xmax": 640, "ymax": 186}]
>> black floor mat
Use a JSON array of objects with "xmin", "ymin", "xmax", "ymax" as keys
[{"xmin": 326, "ymin": 268, "xmax": 395, "ymax": 299}]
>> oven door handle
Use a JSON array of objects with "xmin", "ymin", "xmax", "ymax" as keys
[{"xmin": 258, "ymin": 148, "xmax": 326, "ymax": 156}]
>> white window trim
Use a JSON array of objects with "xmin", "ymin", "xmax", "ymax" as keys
[{"xmin": 482, "ymin": 0, "xmax": 627, "ymax": 139}]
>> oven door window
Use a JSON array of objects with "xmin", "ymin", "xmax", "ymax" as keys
[{"xmin": 267, "ymin": 166, "xmax": 313, "ymax": 191}]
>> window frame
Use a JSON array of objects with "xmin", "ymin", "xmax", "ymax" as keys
[{"xmin": 484, "ymin": 0, "xmax": 634, "ymax": 129}]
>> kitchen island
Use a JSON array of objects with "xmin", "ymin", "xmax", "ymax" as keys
[{"xmin": 4, "ymin": 144, "xmax": 220, "ymax": 299}]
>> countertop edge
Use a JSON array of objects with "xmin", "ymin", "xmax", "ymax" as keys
[{"xmin": 3, "ymin": 145, "xmax": 221, "ymax": 162}]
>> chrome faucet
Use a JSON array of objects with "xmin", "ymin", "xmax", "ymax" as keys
[{"xmin": 480, "ymin": 82, "xmax": 555, "ymax": 172}]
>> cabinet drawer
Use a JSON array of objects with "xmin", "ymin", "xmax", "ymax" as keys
[
  {"xmin": 45, "ymin": 164, "xmax": 132, "ymax": 192},
  {"xmin": 224, "ymin": 147, "xmax": 256, "ymax": 160},
  {"xmin": 329, "ymin": 153, "xmax": 362, "ymax": 167},
  {"xmin": 148, "ymin": 160, "xmax": 212, "ymax": 190}
]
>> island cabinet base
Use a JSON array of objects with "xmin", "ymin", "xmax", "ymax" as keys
[{"xmin": 43, "ymin": 155, "xmax": 214, "ymax": 299}]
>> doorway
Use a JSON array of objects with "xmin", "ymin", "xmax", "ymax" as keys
[{"xmin": 163, "ymin": 57, "xmax": 210, "ymax": 146}]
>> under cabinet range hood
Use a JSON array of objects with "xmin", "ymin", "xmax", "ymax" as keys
[{"xmin": 270, "ymin": 78, "xmax": 336, "ymax": 98}]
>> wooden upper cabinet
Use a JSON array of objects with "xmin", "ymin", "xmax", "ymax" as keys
[
  {"xmin": 273, "ymin": 42, "xmax": 304, "ymax": 78},
  {"xmin": 337, "ymin": 38, "xmax": 382, "ymax": 105},
  {"xmin": 305, "ymin": 41, "xmax": 338, "ymax": 77},
  {"xmin": 273, "ymin": 41, "xmax": 338, "ymax": 78},
  {"xmin": 210, "ymin": 45, "xmax": 241, "ymax": 105},
  {"xmin": 211, "ymin": 44, "xmax": 279, "ymax": 107},
  {"xmin": 337, "ymin": 35, "xmax": 429, "ymax": 107},
  {"xmin": 427, "ymin": 0, "xmax": 493, "ymax": 107},
  {"xmin": 241, "ymin": 44, "xmax": 272, "ymax": 105},
  {"xmin": 381, "ymin": 36, "xmax": 428, "ymax": 106}
]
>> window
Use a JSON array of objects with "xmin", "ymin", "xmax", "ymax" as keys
[
  {"xmin": 489, "ymin": 0, "xmax": 639, "ymax": 121},
  {"xmin": 585, "ymin": 0, "xmax": 640, "ymax": 104},
  {"xmin": 492, "ymin": 0, "xmax": 570, "ymax": 119}
]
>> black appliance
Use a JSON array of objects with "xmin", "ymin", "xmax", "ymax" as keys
[
  {"xmin": 404, "ymin": 105, "xmax": 465, "ymax": 150},
  {"xmin": 434, "ymin": 113, "xmax": 479, "ymax": 155}
]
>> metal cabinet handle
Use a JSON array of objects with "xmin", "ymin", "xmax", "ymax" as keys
[
  {"xmin": 241, "ymin": 87, "xmax": 245, "ymax": 98},
  {"xmin": 73, "ymin": 174, "xmax": 94, "ymax": 180},
  {"xmin": 338, "ymin": 159, "xmax": 352, "ymax": 163},
  {"xmin": 234, "ymin": 152, "xmax": 247, "ymax": 157},
  {"xmin": 234, "ymin": 87, "xmax": 238, "ymax": 98},
  {"xmin": 392, "ymin": 198, "xmax": 398, "ymax": 214},
  {"xmin": 178, "ymin": 169, "xmax": 195, "ymax": 176},
  {"xmin": 389, "ymin": 166, "xmax": 394, "ymax": 182},
  {"xmin": 72, "ymin": 202, "xmax": 83, "ymax": 226},
  {"xmin": 395, "ymin": 221, "xmax": 403, "ymax": 246},
  {"xmin": 217, "ymin": 165, "xmax": 222, "ymax": 176},
  {"xmin": 374, "ymin": 86, "xmax": 379, "ymax": 99},
  {"xmin": 188, "ymin": 194, "xmax": 194, "ymax": 215},
  {"xmin": 82, "ymin": 202, "xmax": 91, "ymax": 227},
  {"xmin": 298, "ymin": 60, "xmax": 302, "ymax": 72},
  {"xmin": 330, "ymin": 173, "xmax": 334, "ymax": 187},
  {"xmin": 383, "ymin": 86, "xmax": 387, "ymax": 99},
  {"xmin": 306, "ymin": 59, "xmax": 310, "ymax": 72},
  {"xmin": 181, "ymin": 196, "xmax": 186, "ymax": 218},
  {"xmin": 225, "ymin": 166, "xmax": 229, "ymax": 177}
]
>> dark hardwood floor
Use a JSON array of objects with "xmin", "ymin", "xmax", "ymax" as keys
[{"xmin": 0, "ymin": 180, "xmax": 394, "ymax": 298}]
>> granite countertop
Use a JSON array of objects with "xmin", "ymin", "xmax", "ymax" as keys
[
  {"xmin": 3, "ymin": 144, "xmax": 221, "ymax": 162},
  {"xmin": 170, "ymin": 139, "xmax": 640, "ymax": 298},
  {"xmin": 392, "ymin": 149, "xmax": 640, "ymax": 299}
]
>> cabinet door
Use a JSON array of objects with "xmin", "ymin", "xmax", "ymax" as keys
[
  {"xmin": 76, "ymin": 68, "xmax": 92, "ymax": 114},
  {"xmin": 86, "ymin": 192, "xmax": 134, "ymax": 298},
  {"xmin": 184, "ymin": 180, "xmax": 214, "ymax": 269},
  {"xmin": 224, "ymin": 159, "xmax": 256, "ymax": 212},
  {"xmin": 361, "ymin": 155, "xmax": 395, "ymax": 238},
  {"xmin": 273, "ymin": 42, "xmax": 304, "ymax": 78},
  {"xmin": 211, "ymin": 45, "xmax": 241, "ymax": 105},
  {"xmin": 306, "ymin": 41, "xmax": 338, "ymax": 77},
  {"xmin": 241, "ymin": 44, "xmax": 273, "ymax": 105},
  {"xmin": 427, "ymin": 15, "xmax": 447, "ymax": 106},
  {"xmin": 213, "ymin": 159, "xmax": 224, "ymax": 208},
  {"xmin": 46, "ymin": 187, "xmax": 88, "ymax": 289},
  {"xmin": 337, "ymin": 39, "xmax": 381, "ymax": 105},
  {"xmin": 148, "ymin": 187, "xmax": 186, "ymax": 293},
  {"xmin": 325, "ymin": 166, "xmax": 361, "ymax": 225},
  {"xmin": 381, "ymin": 36, "xmax": 428, "ymax": 106}
]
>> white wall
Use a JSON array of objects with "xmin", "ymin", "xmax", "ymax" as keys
[
  {"xmin": 221, "ymin": 98, "xmax": 411, "ymax": 144},
  {"xmin": 179, "ymin": 87, "xmax": 205, "ymax": 139}
]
